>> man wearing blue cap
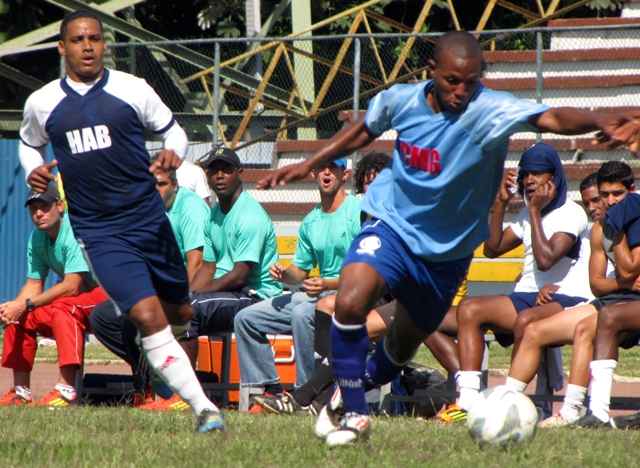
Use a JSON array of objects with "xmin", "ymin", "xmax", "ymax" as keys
[
  {"xmin": 234, "ymin": 157, "xmax": 361, "ymax": 400},
  {"xmin": 452, "ymin": 142, "xmax": 592, "ymax": 416}
]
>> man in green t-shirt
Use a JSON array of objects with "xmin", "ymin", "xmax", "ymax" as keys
[
  {"xmin": 0, "ymin": 185, "xmax": 108, "ymax": 407},
  {"xmin": 235, "ymin": 157, "xmax": 361, "ymax": 397}
]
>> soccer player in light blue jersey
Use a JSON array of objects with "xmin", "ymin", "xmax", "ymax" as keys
[{"xmin": 258, "ymin": 30, "xmax": 640, "ymax": 446}]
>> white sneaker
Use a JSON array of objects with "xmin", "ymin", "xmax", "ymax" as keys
[
  {"xmin": 538, "ymin": 413, "xmax": 574, "ymax": 428},
  {"xmin": 325, "ymin": 412, "xmax": 372, "ymax": 447},
  {"xmin": 314, "ymin": 387, "xmax": 344, "ymax": 439}
]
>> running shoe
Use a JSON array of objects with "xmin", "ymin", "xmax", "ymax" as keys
[
  {"xmin": 196, "ymin": 409, "xmax": 226, "ymax": 433},
  {"xmin": 147, "ymin": 366, "xmax": 174, "ymax": 400},
  {"xmin": 254, "ymin": 392, "xmax": 316, "ymax": 416},
  {"xmin": 611, "ymin": 412, "xmax": 640, "ymax": 430},
  {"xmin": 30, "ymin": 389, "xmax": 75, "ymax": 408},
  {"xmin": 133, "ymin": 387, "xmax": 154, "ymax": 408},
  {"xmin": 575, "ymin": 411, "xmax": 612, "ymax": 429},
  {"xmin": 0, "ymin": 388, "xmax": 32, "ymax": 405},
  {"xmin": 139, "ymin": 394, "xmax": 190, "ymax": 411},
  {"xmin": 315, "ymin": 387, "xmax": 344, "ymax": 439},
  {"xmin": 325, "ymin": 412, "xmax": 372, "ymax": 447},
  {"xmin": 538, "ymin": 413, "xmax": 574, "ymax": 428},
  {"xmin": 427, "ymin": 404, "xmax": 467, "ymax": 423}
]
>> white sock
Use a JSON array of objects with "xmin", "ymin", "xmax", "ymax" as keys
[
  {"xmin": 55, "ymin": 383, "xmax": 76, "ymax": 401},
  {"xmin": 14, "ymin": 385, "xmax": 32, "ymax": 400},
  {"xmin": 457, "ymin": 371, "xmax": 482, "ymax": 411},
  {"xmin": 141, "ymin": 326, "xmax": 218, "ymax": 416},
  {"xmin": 559, "ymin": 384, "xmax": 587, "ymax": 423},
  {"xmin": 505, "ymin": 377, "xmax": 527, "ymax": 393},
  {"xmin": 588, "ymin": 359, "xmax": 617, "ymax": 422}
]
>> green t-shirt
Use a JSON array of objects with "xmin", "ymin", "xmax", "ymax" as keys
[
  {"xmin": 27, "ymin": 214, "xmax": 97, "ymax": 292},
  {"xmin": 293, "ymin": 194, "xmax": 361, "ymax": 278},
  {"xmin": 204, "ymin": 190, "xmax": 282, "ymax": 299},
  {"xmin": 167, "ymin": 187, "xmax": 210, "ymax": 263}
]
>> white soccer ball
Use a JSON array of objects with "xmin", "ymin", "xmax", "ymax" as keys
[{"xmin": 466, "ymin": 385, "xmax": 538, "ymax": 448}]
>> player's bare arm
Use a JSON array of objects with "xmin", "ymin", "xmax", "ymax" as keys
[
  {"xmin": 191, "ymin": 261, "xmax": 255, "ymax": 294},
  {"xmin": 256, "ymin": 114, "xmax": 377, "ymax": 189},
  {"xmin": 190, "ymin": 261, "xmax": 216, "ymax": 292},
  {"xmin": 150, "ymin": 148, "xmax": 182, "ymax": 172},
  {"xmin": 184, "ymin": 249, "xmax": 204, "ymax": 283},
  {"xmin": 528, "ymin": 181, "xmax": 577, "ymax": 271},
  {"xmin": 611, "ymin": 231, "xmax": 640, "ymax": 283},
  {"xmin": 27, "ymin": 161, "xmax": 58, "ymax": 193},
  {"xmin": 484, "ymin": 169, "xmax": 522, "ymax": 257},
  {"xmin": 272, "ymin": 262, "xmax": 309, "ymax": 285},
  {"xmin": 529, "ymin": 108, "xmax": 640, "ymax": 156},
  {"xmin": 589, "ymin": 221, "xmax": 623, "ymax": 296},
  {"xmin": 536, "ymin": 284, "xmax": 560, "ymax": 305}
]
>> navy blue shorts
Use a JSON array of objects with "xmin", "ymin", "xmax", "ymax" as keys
[
  {"xmin": 186, "ymin": 289, "xmax": 260, "ymax": 339},
  {"xmin": 342, "ymin": 219, "xmax": 471, "ymax": 334},
  {"xmin": 77, "ymin": 217, "xmax": 190, "ymax": 313},
  {"xmin": 494, "ymin": 291, "xmax": 588, "ymax": 347}
]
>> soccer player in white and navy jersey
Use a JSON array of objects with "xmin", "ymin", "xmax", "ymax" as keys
[
  {"xmin": 19, "ymin": 10, "xmax": 224, "ymax": 433},
  {"xmin": 257, "ymin": 31, "xmax": 640, "ymax": 446}
]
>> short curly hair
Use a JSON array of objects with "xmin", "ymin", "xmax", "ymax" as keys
[{"xmin": 354, "ymin": 152, "xmax": 392, "ymax": 194}]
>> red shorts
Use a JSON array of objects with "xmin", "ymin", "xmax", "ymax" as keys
[{"xmin": 1, "ymin": 287, "xmax": 108, "ymax": 371}]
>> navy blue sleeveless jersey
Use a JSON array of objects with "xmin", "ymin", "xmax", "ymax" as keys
[{"xmin": 20, "ymin": 69, "xmax": 174, "ymax": 237}]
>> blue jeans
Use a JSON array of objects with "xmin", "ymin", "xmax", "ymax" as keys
[{"xmin": 234, "ymin": 291, "xmax": 335, "ymax": 388}]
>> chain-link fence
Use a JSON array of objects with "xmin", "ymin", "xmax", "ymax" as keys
[{"xmin": 4, "ymin": 25, "xmax": 640, "ymax": 217}]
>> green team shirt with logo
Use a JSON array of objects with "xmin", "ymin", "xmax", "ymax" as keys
[
  {"xmin": 204, "ymin": 190, "xmax": 282, "ymax": 299},
  {"xmin": 27, "ymin": 214, "xmax": 97, "ymax": 292},
  {"xmin": 167, "ymin": 186, "xmax": 210, "ymax": 262},
  {"xmin": 293, "ymin": 194, "xmax": 361, "ymax": 278}
]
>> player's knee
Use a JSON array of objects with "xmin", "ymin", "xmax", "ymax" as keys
[
  {"xmin": 521, "ymin": 321, "xmax": 543, "ymax": 347},
  {"xmin": 513, "ymin": 310, "xmax": 536, "ymax": 339},
  {"xmin": 574, "ymin": 319, "xmax": 595, "ymax": 344},
  {"xmin": 456, "ymin": 297, "xmax": 481, "ymax": 325},
  {"xmin": 316, "ymin": 294, "xmax": 336, "ymax": 314},
  {"xmin": 334, "ymin": 291, "xmax": 368, "ymax": 324},
  {"xmin": 596, "ymin": 306, "xmax": 619, "ymax": 335}
]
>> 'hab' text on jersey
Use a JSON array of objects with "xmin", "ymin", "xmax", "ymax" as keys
[{"xmin": 19, "ymin": 69, "xmax": 174, "ymax": 237}]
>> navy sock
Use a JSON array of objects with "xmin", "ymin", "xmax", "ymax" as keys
[
  {"xmin": 330, "ymin": 316, "xmax": 370, "ymax": 415},
  {"xmin": 264, "ymin": 383, "xmax": 284, "ymax": 395},
  {"xmin": 314, "ymin": 310, "xmax": 333, "ymax": 370},
  {"xmin": 364, "ymin": 338, "xmax": 407, "ymax": 392}
]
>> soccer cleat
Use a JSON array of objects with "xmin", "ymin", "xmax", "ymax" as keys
[
  {"xmin": 538, "ymin": 413, "xmax": 574, "ymax": 428},
  {"xmin": 315, "ymin": 387, "xmax": 344, "ymax": 439},
  {"xmin": 0, "ymin": 388, "xmax": 32, "ymax": 405},
  {"xmin": 139, "ymin": 394, "xmax": 190, "ymax": 411},
  {"xmin": 30, "ymin": 389, "xmax": 75, "ymax": 408},
  {"xmin": 196, "ymin": 409, "xmax": 226, "ymax": 433},
  {"xmin": 427, "ymin": 404, "xmax": 467, "ymax": 423},
  {"xmin": 254, "ymin": 392, "xmax": 316, "ymax": 416},
  {"xmin": 133, "ymin": 387, "xmax": 155, "ymax": 408},
  {"xmin": 325, "ymin": 412, "xmax": 372, "ymax": 447},
  {"xmin": 611, "ymin": 412, "xmax": 640, "ymax": 430},
  {"xmin": 575, "ymin": 411, "xmax": 612, "ymax": 429},
  {"xmin": 147, "ymin": 366, "xmax": 174, "ymax": 400}
]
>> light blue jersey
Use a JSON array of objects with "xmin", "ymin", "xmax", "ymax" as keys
[{"xmin": 362, "ymin": 80, "xmax": 548, "ymax": 261}]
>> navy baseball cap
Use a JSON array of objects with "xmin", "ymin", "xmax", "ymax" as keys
[
  {"xmin": 25, "ymin": 184, "xmax": 60, "ymax": 207},
  {"xmin": 202, "ymin": 147, "xmax": 242, "ymax": 169}
]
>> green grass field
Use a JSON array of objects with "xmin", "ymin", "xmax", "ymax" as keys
[{"xmin": 1, "ymin": 405, "xmax": 640, "ymax": 467}]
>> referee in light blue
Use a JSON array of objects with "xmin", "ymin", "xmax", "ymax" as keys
[{"xmin": 257, "ymin": 30, "xmax": 640, "ymax": 447}]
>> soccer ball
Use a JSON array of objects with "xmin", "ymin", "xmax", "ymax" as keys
[{"xmin": 466, "ymin": 385, "xmax": 538, "ymax": 448}]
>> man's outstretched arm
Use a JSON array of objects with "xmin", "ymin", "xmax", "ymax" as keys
[
  {"xmin": 257, "ymin": 115, "xmax": 377, "ymax": 189},
  {"xmin": 529, "ymin": 108, "xmax": 640, "ymax": 156}
]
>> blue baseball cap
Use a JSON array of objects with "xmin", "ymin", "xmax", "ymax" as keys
[{"xmin": 333, "ymin": 157, "xmax": 348, "ymax": 168}]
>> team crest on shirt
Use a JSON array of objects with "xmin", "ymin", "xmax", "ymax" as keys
[
  {"xmin": 400, "ymin": 141, "xmax": 441, "ymax": 174},
  {"xmin": 66, "ymin": 125, "xmax": 112, "ymax": 154},
  {"xmin": 356, "ymin": 236, "xmax": 381, "ymax": 256}
]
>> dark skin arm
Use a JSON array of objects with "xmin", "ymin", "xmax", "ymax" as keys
[
  {"xmin": 257, "ymin": 115, "xmax": 376, "ymax": 189},
  {"xmin": 527, "ymin": 181, "xmax": 577, "ymax": 272},
  {"xmin": 612, "ymin": 231, "xmax": 640, "ymax": 283},
  {"xmin": 530, "ymin": 108, "xmax": 640, "ymax": 155},
  {"xmin": 191, "ymin": 260, "xmax": 255, "ymax": 294},
  {"xmin": 589, "ymin": 221, "xmax": 626, "ymax": 297},
  {"xmin": 484, "ymin": 169, "xmax": 522, "ymax": 257}
]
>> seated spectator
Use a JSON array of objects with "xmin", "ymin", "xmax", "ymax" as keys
[
  {"xmin": 454, "ymin": 143, "xmax": 592, "ymax": 420},
  {"xmin": 175, "ymin": 158, "xmax": 211, "ymax": 205},
  {"xmin": 90, "ymin": 147, "xmax": 280, "ymax": 410},
  {"xmin": 504, "ymin": 165, "xmax": 629, "ymax": 427},
  {"xmin": 575, "ymin": 176, "xmax": 640, "ymax": 429},
  {"xmin": 0, "ymin": 185, "xmax": 107, "ymax": 407},
  {"xmin": 254, "ymin": 152, "xmax": 467, "ymax": 415},
  {"xmin": 234, "ymin": 156, "xmax": 361, "ymax": 403}
]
